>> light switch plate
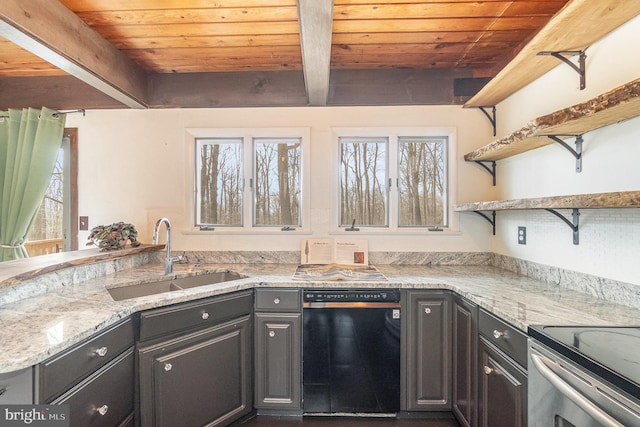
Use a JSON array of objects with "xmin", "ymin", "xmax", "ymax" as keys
[{"xmin": 79, "ymin": 216, "xmax": 89, "ymax": 231}]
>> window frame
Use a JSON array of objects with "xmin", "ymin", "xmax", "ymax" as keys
[
  {"xmin": 186, "ymin": 127, "xmax": 311, "ymax": 234},
  {"xmin": 332, "ymin": 127, "xmax": 458, "ymax": 234}
]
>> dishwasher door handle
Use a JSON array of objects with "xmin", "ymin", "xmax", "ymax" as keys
[{"xmin": 530, "ymin": 352, "xmax": 625, "ymax": 427}]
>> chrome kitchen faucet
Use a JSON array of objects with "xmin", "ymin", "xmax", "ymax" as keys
[{"xmin": 152, "ymin": 217, "xmax": 183, "ymax": 274}]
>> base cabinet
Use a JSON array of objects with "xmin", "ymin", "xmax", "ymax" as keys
[
  {"xmin": 52, "ymin": 348, "xmax": 134, "ymax": 427},
  {"xmin": 452, "ymin": 296, "xmax": 478, "ymax": 427},
  {"xmin": 254, "ymin": 313, "xmax": 301, "ymax": 410},
  {"xmin": 254, "ymin": 289, "xmax": 302, "ymax": 412},
  {"xmin": 478, "ymin": 337, "xmax": 527, "ymax": 427},
  {"xmin": 401, "ymin": 290, "xmax": 451, "ymax": 411},
  {"xmin": 138, "ymin": 316, "xmax": 252, "ymax": 427}
]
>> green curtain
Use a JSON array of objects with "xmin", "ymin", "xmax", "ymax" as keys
[{"xmin": 0, "ymin": 107, "xmax": 66, "ymax": 261}]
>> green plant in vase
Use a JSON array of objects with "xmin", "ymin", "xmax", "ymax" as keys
[{"xmin": 87, "ymin": 222, "xmax": 141, "ymax": 251}]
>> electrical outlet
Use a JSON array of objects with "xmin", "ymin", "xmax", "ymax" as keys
[{"xmin": 518, "ymin": 226, "xmax": 526, "ymax": 245}]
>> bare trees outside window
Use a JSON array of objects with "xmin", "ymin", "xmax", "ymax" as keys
[
  {"xmin": 340, "ymin": 137, "xmax": 388, "ymax": 227},
  {"xmin": 27, "ymin": 148, "xmax": 64, "ymax": 241},
  {"xmin": 254, "ymin": 138, "xmax": 301, "ymax": 227},
  {"xmin": 196, "ymin": 138, "xmax": 243, "ymax": 226},
  {"xmin": 195, "ymin": 136, "xmax": 302, "ymax": 228},
  {"xmin": 398, "ymin": 137, "xmax": 448, "ymax": 227}
]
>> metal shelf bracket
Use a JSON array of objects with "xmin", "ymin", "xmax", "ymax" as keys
[
  {"xmin": 537, "ymin": 50, "xmax": 586, "ymax": 90},
  {"xmin": 545, "ymin": 208, "xmax": 580, "ymax": 245},
  {"xmin": 546, "ymin": 135, "xmax": 583, "ymax": 172},
  {"xmin": 474, "ymin": 160, "xmax": 497, "ymax": 186},
  {"xmin": 474, "ymin": 210, "xmax": 496, "ymax": 235},
  {"xmin": 477, "ymin": 106, "xmax": 497, "ymax": 136}
]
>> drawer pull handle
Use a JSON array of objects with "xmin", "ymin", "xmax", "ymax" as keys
[
  {"xmin": 97, "ymin": 405, "xmax": 109, "ymax": 416},
  {"xmin": 164, "ymin": 363, "xmax": 172, "ymax": 371},
  {"xmin": 273, "ymin": 297, "xmax": 280, "ymax": 304},
  {"xmin": 493, "ymin": 330, "xmax": 506, "ymax": 339},
  {"xmin": 95, "ymin": 347, "xmax": 108, "ymax": 357},
  {"xmin": 269, "ymin": 331, "xmax": 276, "ymax": 338},
  {"xmin": 202, "ymin": 312, "xmax": 209, "ymax": 320},
  {"xmin": 484, "ymin": 366, "xmax": 494, "ymax": 375}
]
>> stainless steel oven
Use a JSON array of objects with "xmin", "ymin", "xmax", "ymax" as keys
[
  {"xmin": 528, "ymin": 326, "xmax": 640, "ymax": 427},
  {"xmin": 302, "ymin": 289, "xmax": 401, "ymax": 415}
]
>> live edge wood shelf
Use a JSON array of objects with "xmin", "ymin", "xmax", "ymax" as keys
[
  {"xmin": 464, "ymin": 0, "xmax": 640, "ymax": 108},
  {"xmin": 453, "ymin": 191, "xmax": 640, "ymax": 245},
  {"xmin": 464, "ymin": 78, "xmax": 640, "ymax": 184}
]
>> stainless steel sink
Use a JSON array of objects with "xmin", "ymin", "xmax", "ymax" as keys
[{"xmin": 107, "ymin": 271, "xmax": 244, "ymax": 301}]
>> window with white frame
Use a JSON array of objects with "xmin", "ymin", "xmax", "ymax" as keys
[
  {"xmin": 194, "ymin": 131, "xmax": 306, "ymax": 229},
  {"xmin": 339, "ymin": 131, "xmax": 450, "ymax": 229}
]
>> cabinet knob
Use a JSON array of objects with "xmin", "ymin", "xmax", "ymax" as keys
[
  {"xmin": 273, "ymin": 297, "xmax": 280, "ymax": 304},
  {"xmin": 202, "ymin": 312, "xmax": 209, "ymax": 320},
  {"xmin": 493, "ymin": 330, "xmax": 506, "ymax": 339},
  {"xmin": 269, "ymin": 331, "xmax": 276, "ymax": 338},
  {"xmin": 96, "ymin": 405, "xmax": 109, "ymax": 416},
  {"xmin": 424, "ymin": 307, "xmax": 431, "ymax": 314},
  {"xmin": 483, "ymin": 366, "xmax": 494, "ymax": 375},
  {"xmin": 164, "ymin": 363, "xmax": 172, "ymax": 371},
  {"xmin": 95, "ymin": 346, "xmax": 108, "ymax": 357}
]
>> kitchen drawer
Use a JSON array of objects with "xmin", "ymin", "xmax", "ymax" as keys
[
  {"xmin": 39, "ymin": 317, "xmax": 134, "ymax": 403},
  {"xmin": 139, "ymin": 290, "xmax": 253, "ymax": 342},
  {"xmin": 478, "ymin": 309, "xmax": 527, "ymax": 367},
  {"xmin": 0, "ymin": 367, "xmax": 33, "ymax": 404},
  {"xmin": 52, "ymin": 347, "xmax": 134, "ymax": 427},
  {"xmin": 255, "ymin": 288, "xmax": 300, "ymax": 312}
]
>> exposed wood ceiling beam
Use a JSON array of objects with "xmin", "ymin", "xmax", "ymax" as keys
[
  {"xmin": 0, "ymin": 0, "xmax": 148, "ymax": 109},
  {"xmin": 297, "ymin": 0, "xmax": 333, "ymax": 106}
]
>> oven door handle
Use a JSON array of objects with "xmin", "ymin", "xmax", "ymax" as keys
[{"xmin": 530, "ymin": 352, "xmax": 625, "ymax": 427}]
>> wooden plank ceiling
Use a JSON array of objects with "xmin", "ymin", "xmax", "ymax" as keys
[{"xmin": 0, "ymin": 0, "xmax": 572, "ymax": 109}]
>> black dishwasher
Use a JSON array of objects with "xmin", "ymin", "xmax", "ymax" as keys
[{"xmin": 302, "ymin": 289, "xmax": 401, "ymax": 414}]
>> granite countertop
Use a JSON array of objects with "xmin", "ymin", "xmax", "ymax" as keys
[{"xmin": 1, "ymin": 259, "xmax": 640, "ymax": 374}]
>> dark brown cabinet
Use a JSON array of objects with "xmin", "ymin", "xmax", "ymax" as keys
[
  {"xmin": 401, "ymin": 290, "xmax": 451, "ymax": 411},
  {"xmin": 38, "ymin": 317, "xmax": 135, "ymax": 426},
  {"xmin": 254, "ymin": 289, "xmax": 301, "ymax": 412},
  {"xmin": 51, "ymin": 348, "xmax": 135, "ymax": 427},
  {"xmin": 137, "ymin": 291, "xmax": 254, "ymax": 427},
  {"xmin": 477, "ymin": 310, "xmax": 527, "ymax": 427},
  {"xmin": 452, "ymin": 296, "xmax": 478, "ymax": 427}
]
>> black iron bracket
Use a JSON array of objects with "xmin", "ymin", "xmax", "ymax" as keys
[
  {"xmin": 546, "ymin": 135, "xmax": 583, "ymax": 172},
  {"xmin": 474, "ymin": 160, "xmax": 497, "ymax": 186},
  {"xmin": 545, "ymin": 208, "xmax": 580, "ymax": 245},
  {"xmin": 473, "ymin": 210, "xmax": 496, "ymax": 235},
  {"xmin": 537, "ymin": 50, "xmax": 586, "ymax": 90},
  {"xmin": 477, "ymin": 106, "xmax": 497, "ymax": 136}
]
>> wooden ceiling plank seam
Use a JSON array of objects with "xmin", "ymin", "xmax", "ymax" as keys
[
  {"xmin": 0, "ymin": 0, "xmax": 148, "ymax": 108},
  {"xmin": 297, "ymin": 0, "xmax": 333, "ymax": 106},
  {"xmin": 72, "ymin": 7, "xmax": 301, "ymax": 27},
  {"xmin": 59, "ymin": 0, "xmax": 297, "ymax": 13}
]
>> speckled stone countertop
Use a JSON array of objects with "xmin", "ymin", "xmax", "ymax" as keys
[{"xmin": 1, "ymin": 258, "xmax": 640, "ymax": 374}]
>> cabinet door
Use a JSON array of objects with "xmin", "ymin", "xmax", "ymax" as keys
[
  {"xmin": 478, "ymin": 337, "xmax": 527, "ymax": 427},
  {"xmin": 138, "ymin": 316, "xmax": 252, "ymax": 427},
  {"xmin": 402, "ymin": 290, "xmax": 451, "ymax": 411},
  {"xmin": 453, "ymin": 296, "xmax": 477, "ymax": 427},
  {"xmin": 254, "ymin": 313, "xmax": 301, "ymax": 410}
]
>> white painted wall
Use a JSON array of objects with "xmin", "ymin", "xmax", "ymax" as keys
[
  {"xmin": 66, "ymin": 105, "xmax": 492, "ymax": 254},
  {"xmin": 484, "ymin": 15, "xmax": 640, "ymax": 285}
]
